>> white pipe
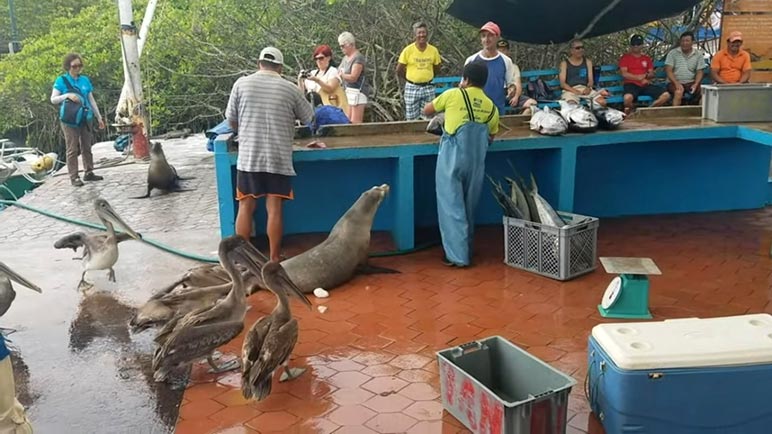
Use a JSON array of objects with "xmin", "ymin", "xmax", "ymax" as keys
[
  {"xmin": 138, "ymin": 0, "xmax": 158, "ymax": 56},
  {"xmin": 115, "ymin": 0, "xmax": 158, "ymax": 123},
  {"xmin": 116, "ymin": 0, "xmax": 148, "ymax": 136}
]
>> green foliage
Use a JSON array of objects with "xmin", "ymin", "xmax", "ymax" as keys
[
  {"xmin": 0, "ymin": 0, "xmax": 86, "ymax": 48},
  {"xmin": 0, "ymin": 0, "xmax": 122, "ymax": 151}
]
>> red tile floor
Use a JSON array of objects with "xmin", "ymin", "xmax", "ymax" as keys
[{"xmin": 175, "ymin": 208, "xmax": 772, "ymax": 433}]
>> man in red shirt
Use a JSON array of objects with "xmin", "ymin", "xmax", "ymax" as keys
[{"xmin": 619, "ymin": 35, "xmax": 671, "ymax": 115}]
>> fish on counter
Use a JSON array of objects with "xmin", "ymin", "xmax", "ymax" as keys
[
  {"xmin": 558, "ymin": 100, "xmax": 598, "ymax": 133},
  {"xmin": 426, "ymin": 113, "xmax": 445, "ymax": 136},
  {"xmin": 528, "ymin": 106, "xmax": 568, "ymax": 136},
  {"xmin": 592, "ymin": 105, "xmax": 626, "ymax": 130}
]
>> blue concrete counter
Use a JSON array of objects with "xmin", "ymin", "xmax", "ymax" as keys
[{"xmin": 214, "ymin": 113, "xmax": 772, "ymax": 250}]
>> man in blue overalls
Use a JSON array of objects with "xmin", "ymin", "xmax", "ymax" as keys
[
  {"xmin": 423, "ymin": 61, "xmax": 500, "ymax": 267},
  {"xmin": 1, "ymin": 334, "xmax": 33, "ymax": 433}
]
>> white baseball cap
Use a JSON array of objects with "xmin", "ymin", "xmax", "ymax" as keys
[{"xmin": 259, "ymin": 46, "xmax": 284, "ymax": 65}]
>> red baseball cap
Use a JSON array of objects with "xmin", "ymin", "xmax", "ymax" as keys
[
  {"xmin": 480, "ymin": 21, "xmax": 501, "ymax": 37},
  {"xmin": 313, "ymin": 45, "xmax": 332, "ymax": 59}
]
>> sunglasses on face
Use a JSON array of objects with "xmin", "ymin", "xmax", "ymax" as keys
[
  {"xmin": 70, "ymin": 63, "xmax": 83, "ymax": 68},
  {"xmin": 573, "ymin": 46, "xmax": 584, "ymax": 50}
]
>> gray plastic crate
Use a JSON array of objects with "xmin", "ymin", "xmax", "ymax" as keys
[
  {"xmin": 503, "ymin": 211, "xmax": 598, "ymax": 281},
  {"xmin": 437, "ymin": 336, "xmax": 577, "ymax": 434},
  {"xmin": 701, "ymin": 84, "xmax": 772, "ymax": 123}
]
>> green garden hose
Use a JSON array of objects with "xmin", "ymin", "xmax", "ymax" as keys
[{"xmin": 0, "ymin": 199, "xmax": 438, "ymax": 262}]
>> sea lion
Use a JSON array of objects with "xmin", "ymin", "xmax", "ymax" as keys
[
  {"xmin": 276, "ymin": 183, "xmax": 399, "ymax": 294},
  {"xmin": 131, "ymin": 141, "xmax": 194, "ymax": 199},
  {"xmin": 132, "ymin": 184, "xmax": 398, "ymax": 326}
]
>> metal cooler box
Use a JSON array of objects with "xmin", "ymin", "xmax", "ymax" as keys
[
  {"xmin": 587, "ymin": 314, "xmax": 772, "ymax": 434},
  {"xmin": 438, "ymin": 336, "xmax": 576, "ymax": 434},
  {"xmin": 701, "ymin": 83, "xmax": 772, "ymax": 123}
]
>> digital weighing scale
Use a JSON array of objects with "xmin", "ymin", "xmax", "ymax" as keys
[{"xmin": 598, "ymin": 257, "xmax": 661, "ymax": 319}]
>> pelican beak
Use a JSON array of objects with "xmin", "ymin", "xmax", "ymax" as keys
[
  {"xmin": 230, "ymin": 242, "xmax": 268, "ymax": 285},
  {"xmin": 98, "ymin": 202, "xmax": 142, "ymax": 240},
  {"xmin": 0, "ymin": 262, "xmax": 42, "ymax": 293},
  {"xmin": 272, "ymin": 265, "xmax": 313, "ymax": 309},
  {"xmin": 238, "ymin": 240, "xmax": 270, "ymax": 266}
]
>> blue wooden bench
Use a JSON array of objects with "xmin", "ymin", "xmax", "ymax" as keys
[
  {"xmin": 431, "ymin": 70, "xmax": 562, "ymax": 114},
  {"xmin": 597, "ymin": 60, "xmax": 712, "ymax": 106},
  {"xmin": 432, "ymin": 59, "xmax": 713, "ymax": 112}
]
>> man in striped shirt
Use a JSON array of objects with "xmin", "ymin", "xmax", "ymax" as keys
[
  {"xmin": 226, "ymin": 46, "xmax": 315, "ymax": 261},
  {"xmin": 664, "ymin": 31, "xmax": 707, "ymax": 106}
]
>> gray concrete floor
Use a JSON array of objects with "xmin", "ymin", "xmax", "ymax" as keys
[{"xmin": 1, "ymin": 135, "xmax": 219, "ymax": 433}]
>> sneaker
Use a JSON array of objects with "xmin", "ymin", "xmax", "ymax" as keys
[
  {"xmin": 83, "ymin": 172, "xmax": 103, "ymax": 181},
  {"xmin": 71, "ymin": 178, "xmax": 84, "ymax": 187}
]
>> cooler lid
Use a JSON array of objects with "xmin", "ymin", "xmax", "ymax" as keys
[{"xmin": 591, "ymin": 314, "xmax": 772, "ymax": 370}]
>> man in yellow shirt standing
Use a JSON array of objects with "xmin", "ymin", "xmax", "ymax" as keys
[
  {"xmin": 397, "ymin": 21, "xmax": 442, "ymax": 120},
  {"xmin": 710, "ymin": 31, "xmax": 752, "ymax": 84},
  {"xmin": 423, "ymin": 61, "xmax": 499, "ymax": 268}
]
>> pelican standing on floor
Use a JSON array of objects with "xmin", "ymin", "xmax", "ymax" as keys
[
  {"xmin": 242, "ymin": 261, "xmax": 313, "ymax": 401},
  {"xmin": 53, "ymin": 198, "xmax": 142, "ymax": 289},
  {"xmin": 151, "ymin": 236, "xmax": 267, "ymax": 382},
  {"xmin": 129, "ymin": 262, "xmax": 261, "ymax": 333}
]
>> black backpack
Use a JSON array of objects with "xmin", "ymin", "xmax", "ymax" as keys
[{"xmin": 526, "ymin": 78, "xmax": 551, "ymax": 101}]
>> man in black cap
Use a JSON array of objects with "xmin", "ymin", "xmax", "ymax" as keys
[
  {"xmin": 618, "ymin": 34, "xmax": 670, "ymax": 114},
  {"xmin": 496, "ymin": 39, "xmax": 510, "ymax": 58}
]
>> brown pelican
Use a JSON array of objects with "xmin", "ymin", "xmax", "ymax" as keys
[
  {"xmin": 241, "ymin": 261, "xmax": 313, "ymax": 401},
  {"xmin": 151, "ymin": 236, "xmax": 267, "ymax": 382},
  {"xmin": 53, "ymin": 198, "xmax": 142, "ymax": 289},
  {"xmin": 0, "ymin": 262, "xmax": 42, "ymax": 317},
  {"xmin": 0, "ymin": 261, "xmax": 42, "ymax": 335},
  {"xmin": 129, "ymin": 263, "xmax": 262, "ymax": 333}
]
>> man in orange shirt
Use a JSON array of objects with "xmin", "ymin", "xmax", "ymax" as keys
[{"xmin": 710, "ymin": 31, "xmax": 752, "ymax": 84}]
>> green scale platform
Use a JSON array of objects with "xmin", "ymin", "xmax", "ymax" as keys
[{"xmin": 598, "ymin": 257, "xmax": 661, "ymax": 319}]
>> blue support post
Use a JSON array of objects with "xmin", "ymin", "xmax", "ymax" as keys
[
  {"xmin": 392, "ymin": 156, "xmax": 415, "ymax": 250},
  {"xmin": 214, "ymin": 134, "xmax": 236, "ymax": 238},
  {"xmin": 558, "ymin": 145, "xmax": 577, "ymax": 212}
]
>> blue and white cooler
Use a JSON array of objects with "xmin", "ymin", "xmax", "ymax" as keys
[{"xmin": 587, "ymin": 313, "xmax": 772, "ymax": 434}]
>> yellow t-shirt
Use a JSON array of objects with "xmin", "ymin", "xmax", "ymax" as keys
[
  {"xmin": 398, "ymin": 43, "xmax": 442, "ymax": 84},
  {"xmin": 431, "ymin": 87, "xmax": 499, "ymax": 136}
]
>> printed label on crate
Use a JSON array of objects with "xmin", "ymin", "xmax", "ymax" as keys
[{"xmin": 440, "ymin": 360, "xmax": 504, "ymax": 433}]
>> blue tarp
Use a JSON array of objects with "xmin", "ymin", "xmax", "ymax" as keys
[
  {"xmin": 205, "ymin": 120, "xmax": 233, "ymax": 152},
  {"xmin": 205, "ymin": 106, "xmax": 351, "ymax": 151},
  {"xmin": 645, "ymin": 26, "xmax": 721, "ymax": 42},
  {"xmin": 447, "ymin": 0, "xmax": 703, "ymax": 44}
]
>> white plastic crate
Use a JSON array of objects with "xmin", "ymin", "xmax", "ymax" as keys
[
  {"xmin": 701, "ymin": 84, "xmax": 772, "ymax": 123},
  {"xmin": 503, "ymin": 211, "xmax": 598, "ymax": 281}
]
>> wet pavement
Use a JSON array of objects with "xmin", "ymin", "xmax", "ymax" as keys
[{"xmin": 0, "ymin": 135, "xmax": 219, "ymax": 433}]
